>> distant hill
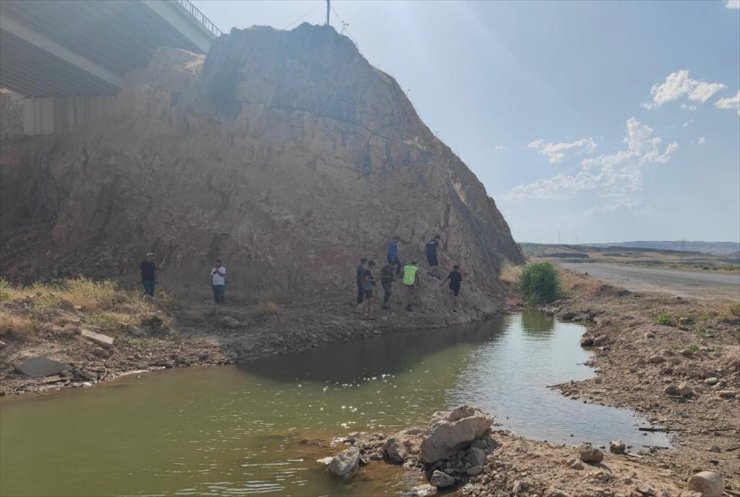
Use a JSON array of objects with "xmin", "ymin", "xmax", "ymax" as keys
[{"xmin": 589, "ymin": 241, "xmax": 739, "ymax": 256}]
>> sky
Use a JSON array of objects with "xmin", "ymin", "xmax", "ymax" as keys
[{"xmin": 193, "ymin": 0, "xmax": 740, "ymax": 244}]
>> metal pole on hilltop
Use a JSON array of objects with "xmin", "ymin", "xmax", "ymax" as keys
[{"xmin": 326, "ymin": 0, "xmax": 330, "ymax": 25}]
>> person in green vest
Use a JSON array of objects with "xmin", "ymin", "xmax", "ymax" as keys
[{"xmin": 402, "ymin": 261, "xmax": 419, "ymax": 311}]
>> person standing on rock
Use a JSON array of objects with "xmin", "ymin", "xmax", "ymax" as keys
[
  {"xmin": 356, "ymin": 257, "xmax": 368, "ymax": 306},
  {"xmin": 139, "ymin": 252, "xmax": 156, "ymax": 297},
  {"xmin": 362, "ymin": 260, "xmax": 377, "ymax": 319},
  {"xmin": 210, "ymin": 258, "xmax": 226, "ymax": 304},
  {"xmin": 380, "ymin": 261, "xmax": 395, "ymax": 309},
  {"xmin": 387, "ymin": 236, "xmax": 402, "ymax": 276},
  {"xmin": 441, "ymin": 265, "xmax": 463, "ymax": 312},
  {"xmin": 402, "ymin": 261, "xmax": 419, "ymax": 311},
  {"xmin": 425, "ymin": 235, "xmax": 441, "ymax": 277}
]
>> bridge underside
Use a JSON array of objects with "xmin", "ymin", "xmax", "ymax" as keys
[{"xmin": 0, "ymin": 0, "xmax": 215, "ymax": 97}]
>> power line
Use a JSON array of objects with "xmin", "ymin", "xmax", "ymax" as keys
[
  {"xmin": 284, "ymin": 3, "xmax": 321, "ymax": 30},
  {"xmin": 330, "ymin": 3, "xmax": 356, "ymax": 45}
]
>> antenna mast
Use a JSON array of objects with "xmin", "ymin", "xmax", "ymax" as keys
[{"xmin": 326, "ymin": 0, "xmax": 330, "ymax": 26}]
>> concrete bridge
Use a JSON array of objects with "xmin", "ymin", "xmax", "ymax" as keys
[{"xmin": 0, "ymin": 0, "xmax": 221, "ymax": 97}]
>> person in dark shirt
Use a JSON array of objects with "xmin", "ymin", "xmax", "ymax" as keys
[
  {"xmin": 441, "ymin": 265, "xmax": 463, "ymax": 311},
  {"xmin": 362, "ymin": 260, "xmax": 377, "ymax": 319},
  {"xmin": 386, "ymin": 236, "xmax": 402, "ymax": 276},
  {"xmin": 139, "ymin": 252, "xmax": 156, "ymax": 297},
  {"xmin": 355, "ymin": 258, "xmax": 368, "ymax": 306},
  {"xmin": 425, "ymin": 234, "xmax": 441, "ymax": 277},
  {"xmin": 380, "ymin": 262, "xmax": 394, "ymax": 309}
]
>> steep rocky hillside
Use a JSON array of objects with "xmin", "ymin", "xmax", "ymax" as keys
[{"xmin": 0, "ymin": 24, "xmax": 522, "ymax": 312}]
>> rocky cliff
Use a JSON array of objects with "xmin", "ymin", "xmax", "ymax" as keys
[{"xmin": 0, "ymin": 24, "xmax": 522, "ymax": 312}]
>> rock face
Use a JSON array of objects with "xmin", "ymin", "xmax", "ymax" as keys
[
  {"xmin": 421, "ymin": 405, "xmax": 492, "ymax": 463},
  {"xmin": 0, "ymin": 24, "xmax": 522, "ymax": 312}
]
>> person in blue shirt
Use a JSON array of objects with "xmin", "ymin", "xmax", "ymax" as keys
[{"xmin": 386, "ymin": 236, "xmax": 402, "ymax": 275}]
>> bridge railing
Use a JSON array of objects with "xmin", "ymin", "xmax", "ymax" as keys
[{"xmin": 174, "ymin": 0, "xmax": 223, "ymax": 38}]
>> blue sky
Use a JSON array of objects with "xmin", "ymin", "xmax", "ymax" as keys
[{"xmin": 193, "ymin": 0, "xmax": 740, "ymax": 243}]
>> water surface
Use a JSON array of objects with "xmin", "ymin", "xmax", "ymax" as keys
[{"xmin": 0, "ymin": 312, "xmax": 669, "ymax": 497}]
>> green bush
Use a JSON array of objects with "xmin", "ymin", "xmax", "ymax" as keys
[{"xmin": 518, "ymin": 262, "xmax": 559, "ymax": 305}]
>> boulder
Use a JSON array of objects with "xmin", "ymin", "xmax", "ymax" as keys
[
  {"xmin": 609, "ymin": 440, "xmax": 626, "ymax": 454},
  {"xmin": 219, "ymin": 316, "xmax": 240, "ymax": 328},
  {"xmin": 718, "ymin": 390, "xmax": 736, "ymax": 399},
  {"xmin": 663, "ymin": 385, "xmax": 678, "ymax": 396},
  {"xmin": 80, "ymin": 329, "xmax": 115, "ymax": 347},
  {"xmin": 16, "ymin": 357, "xmax": 70, "ymax": 378},
  {"xmin": 421, "ymin": 405, "xmax": 492, "ymax": 463},
  {"xmin": 677, "ymin": 383, "xmax": 694, "ymax": 397},
  {"xmin": 384, "ymin": 437, "xmax": 407, "ymax": 464},
  {"xmin": 687, "ymin": 471, "xmax": 723, "ymax": 497},
  {"xmin": 468, "ymin": 446, "xmax": 486, "ymax": 467},
  {"xmin": 429, "ymin": 469, "xmax": 455, "ymax": 488},
  {"xmin": 578, "ymin": 444, "xmax": 603, "ymax": 464},
  {"xmin": 327, "ymin": 446, "xmax": 360, "ymax": 478}
]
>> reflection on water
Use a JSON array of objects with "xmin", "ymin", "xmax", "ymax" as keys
[
  {"xmin": 521, "ymin": 311, "xmax": 555, "ymax": 334},
  {"xmin": 0, "ymin": 312, "xmax": 669, "ymax": 497}
]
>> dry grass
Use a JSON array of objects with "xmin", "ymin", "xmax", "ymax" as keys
[
  {"xmin": 0, "ymin": 314, "xmax": 35, "ymax": 338},
  {"xmin": 255, "ymin": 300, "xmax": 281, "ymax": 317},
  {"xmin": 499, "ymin": 263, "xmax": 523, "ymax": 285},
  {"xmin": 0, "ymin": 277, "xmax": 175, "ymax": 339}
]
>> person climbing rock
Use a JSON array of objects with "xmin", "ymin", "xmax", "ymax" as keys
[
  {"xmin": 210, "ymin": 258, "xmax": 226, "ymax": 304},
  {"xmin": 441, "ymin": 265, "xmax": 463, "ymax": 311},
  {"xmin": 380, "ymin": 262, "xmax": 395, "ymax": 309},
  {"xmin": 362, "ymin": 260, "xmax": 377, "ymax": 319},
  {"xmin": 402, "ymin": 261, "xmax": 419, "ymax": 311},
  {"xmin": 387, "ymin": 236, "xmax": 402, "ymax": 276},
  {"xmin": 356, "ymin": 257, "xmax": 368, "ymax": 306},
  {"xmin": 139, "ymin": 252, "xmax": 156, "ymax": 297},
  {"xmin": 425, "ymin": 234, "xmax": 441, "ymax": 277}
]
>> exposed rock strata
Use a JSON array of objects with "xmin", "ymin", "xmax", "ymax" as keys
[{"xmin": 0, "ymin": 24, "xmax": 522, "ymax": 314}]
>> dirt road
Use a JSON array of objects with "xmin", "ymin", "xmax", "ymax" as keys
[{"xmin": 557, "ymin": 262, "xmax": 740, "ymax": 300}]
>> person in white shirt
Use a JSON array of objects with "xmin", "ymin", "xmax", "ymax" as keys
[{"xmin": 210, "ymin": 258, "xmax": 226, "ymax": 304}]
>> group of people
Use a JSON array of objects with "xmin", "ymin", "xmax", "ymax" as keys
[
  {"xmin": 355, "ymin": 235, "xmax": 463, "ymax": 319},
  {"xmin": 138, "ymin": 234, "xmax": 463, "ymax": 316},
  {"xmin": 139, "ymin": 252, "xmax": 227, "ymax": 304}
]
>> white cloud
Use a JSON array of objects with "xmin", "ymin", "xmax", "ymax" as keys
[
  {"xmin": 527, "ymin": 137, "xmax": 597, "ymax": 163},
  {"xmin": 725, "ymin": 0, "xmax": 740, "ymax": 9},
  {"xmin": 698, "ymin": 136, "xmax": 706, "ymax": 145},
  {"xmin": 715, "ymin": 90, "xmax": 740, "ymax": 116},
  {"xmin": 506, "ymin": 117, "xmax": 678, "ymax": 200},
  {"xmin": 642, "ymin": 70, "xmax": 726, "ymax": 109},
  {"xmin": 493, "ymin": 145, "xmax": 508, "ymax": 150}
]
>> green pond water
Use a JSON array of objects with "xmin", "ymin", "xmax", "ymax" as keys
[{"xmin": 0, "ymin": 312, "xmax": 669, "ymax": 497}]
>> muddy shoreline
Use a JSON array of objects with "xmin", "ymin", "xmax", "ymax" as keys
[{"xmin": 0, "ymin": 292, "xmax": 495, "ymax": 396}]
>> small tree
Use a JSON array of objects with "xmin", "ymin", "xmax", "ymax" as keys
[{"xmin": 518, "ymin": 262, "xmax": 559, "ymax": 305}]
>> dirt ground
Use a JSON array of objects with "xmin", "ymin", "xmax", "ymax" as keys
[{"xmin": 557, "ymin": 262, "xmax": 740, "ymax": 301}]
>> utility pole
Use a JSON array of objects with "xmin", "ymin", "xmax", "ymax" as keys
[{"xmin": 326, "ymin": 0, "xmax": 330, "ymax": 26}]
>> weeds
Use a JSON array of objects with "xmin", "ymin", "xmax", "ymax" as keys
[{"xmin": 655, "ymin": 312, "xmax": 674, "ymax": 326}]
